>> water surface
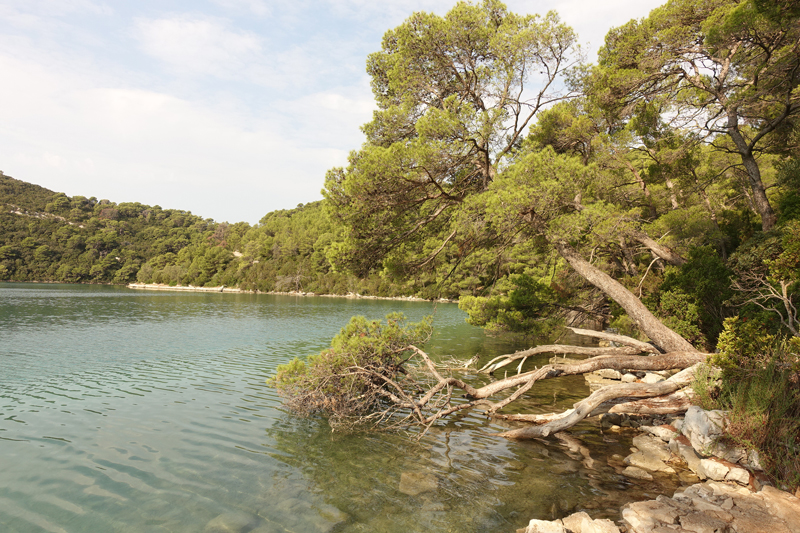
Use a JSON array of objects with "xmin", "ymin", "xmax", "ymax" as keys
[{"xmin": 0, "ymin": 283, "xmax": 677, "ymax": 532}]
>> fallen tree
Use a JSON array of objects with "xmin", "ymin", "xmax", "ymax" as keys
[{"xmin": 271, "ymin": 312, "xmax": 707, "ymax": 438}]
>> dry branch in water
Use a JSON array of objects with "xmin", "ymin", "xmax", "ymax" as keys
[{"xmin": 273, "ymin": 314, "xmax": 707, "ymax": 438}]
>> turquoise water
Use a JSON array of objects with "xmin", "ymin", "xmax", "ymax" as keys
[{"xmin": 0, "ymin": 283, "xmax": 669, "ymax": 532}]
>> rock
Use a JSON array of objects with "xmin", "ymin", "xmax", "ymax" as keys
[
  {"xmin": 601, "ymin": 413, "xmax": 623, "ymax": 429},
  {"xmin": 761, "ymin": 486, "xmax": 800, "ymax": 533},
  {"xmin": 561, "ymin": 512, "xmax": 621, "ymax": 533},
  {"xmin": 746, "ymin": 449, "xmax": 765, "ymax": 471},
  {"xmin": 669, "ymin": 436, "xmax": 706, "ymax": 479},
  {"xmin": 678, "ymin": 511, "xmax": 730, "ymax": 533},
  {"xmin": 621, "ymin": 373, "xmax": 637, "ymax": 383},
  {"xmin": 623, "ymin": 466, "xmax": 654, "ymax": 480},
  {"xmin": 682, "ymin": 406, "xmax": 726, "ymax": 456},
  {"xmin": 672, "ymin": 418, "xmax": 684, "ymax": 432},
  {"xmin": 622, "ymin": 500, "xmax": 679, "ymax": 531},
  {"xmin": 697, "ymin": 458, "xmax": 730, "ymax": 481},
  {"xmin": 641, "ymin": 373, "xmax": 665, "ymax": 384},
  {"xmin": 641, "ymin": 425, "xmax": 678, "ymax": 443},
  {"xmin": 585, "ymin": 373, "xmax": 622, "ymax": 390},
  {"xmin": 398, "ymin": 471, "xmax": 437, "ymax": 496},
  {"xmin": 203, "ymin": 511, "xmax": 260, "ymax": 533},
  {"xmin": 678, "ymin": 470, "xmax": 700, "ymax": 483},
  {"xmin": 593, "ymin": 369, "xmax": 623, "ymax": 380},
  {"xmin": 522, "ymin": 519, "xmax": 566, "ymax": 533},
  {"xmin": 632, "ymin": 435, "xmax": 672, "ymax": 462},
  {"xmin": 625, "ymin": 451, "xmax": 675, "ymax": 473},
  {"xmin": 725, "ymin": 466, "xmax": 750, "ymax": 485}
]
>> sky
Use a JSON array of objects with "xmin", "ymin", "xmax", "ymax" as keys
[{"xmin": 0, "ymin": 0, "xmax": 665, "ymax": 225}]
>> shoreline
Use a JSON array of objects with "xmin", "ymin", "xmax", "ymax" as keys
[{"xmin": 125, "ymin": 283, "xmax": 457, "ymax": 303}]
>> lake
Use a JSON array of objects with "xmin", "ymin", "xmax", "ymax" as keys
[{"xmin": 0, "ymin": 283, "xmax": 674, "ymax": 532}]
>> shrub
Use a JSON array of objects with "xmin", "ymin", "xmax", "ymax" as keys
[
  {"xmin": 269, "ymin": 313, "xmax": 433, "ymax": 429},
  {"xmin": 694, "ymin": 318, "xmax": 800, "ymax": 491}
]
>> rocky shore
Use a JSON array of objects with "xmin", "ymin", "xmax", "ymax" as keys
[
  {"xmin": 520, "ymin": 406, "xmax": 800, "ymax": 533},
  {"xmin": 126, "ymin": 283, "xmax": 456, "ymax": 302}
]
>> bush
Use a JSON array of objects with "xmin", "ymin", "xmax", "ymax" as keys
[
  {"xmin": 269, "ymin": 313, "xmax": 433, "ymax": 429},
  {"xmin": 694, "ymin": 318, "xmax": 800, "ymax": 491}
]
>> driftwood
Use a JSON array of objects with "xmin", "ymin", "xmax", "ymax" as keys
[
  {"xmin": 565, "ymin": 326, "xmax": 659, "ymax": 353},
  {"xmin": 360, "ymin": 348, "xmax": 708, "ymax": 437},
  {"xmin": 496, "ymin": 364, "xmax": 701, "ymax": 439},
  {"xmin": 479, "ymin": 344, "xmax": 642, "ymax": 374}
]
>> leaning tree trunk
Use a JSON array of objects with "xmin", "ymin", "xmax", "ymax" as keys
[
  {"xmin": 553, "ymin": 240, "xmax": 697, "ymax": 353},
  {"xmin": 727, "ymin": 113, "xmax": 777, "ymax": 231}
]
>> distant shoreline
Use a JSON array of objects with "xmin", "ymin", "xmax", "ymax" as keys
[{"xmin": 126, "ymin": 283, "xmax": 457, "ymax": 303}]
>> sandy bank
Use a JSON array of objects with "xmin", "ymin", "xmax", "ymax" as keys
[{"xmin": 126, "ymin": 283, "xmax": 456, "ymax": 302}]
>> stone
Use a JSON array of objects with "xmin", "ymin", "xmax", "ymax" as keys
[
  {"xmin": 672, "ymin": 418, "xmax": 684, "ymax": 432},
  {"xmin": 725, "ymin": 466, "xmax": 750, "ymax": 485},
  {"xmin": 678, "ymin": 511, "xmax": 730, "ymax": 533},
  {"xmin": 523, "ymin": 519, "xmax": 566, "ymax": 533},
  {"xmin": 632, "ymin": 434, "xmax": 672, "ymax": 461},
  {"xmin": 746, "ymin": 449, "xmax": 765, "ymax": 471},
  {"xmin": 642, "ymin": 373, "xmax": 665, "ymax": 384},
  {"xmin": 678, "ymin": 470, "xmax": 701, "ymax": 484},
  {"xmin": 625, "ymin": 452, "xmax": 676, "ymax": 473},
  {"xmin": 594, "ymin": 369, "xmax": 623, "ymax": 380},
  {"xmin": 621, "ymin": 373, "xmax": 637, "ymax": 383},
  {"xmin": 682, "ymin": 406, "xmax": 726, "ymax": 457},
  {"xmin": 398, "ymin": 471, "xmax": 437, "ymax": 496},
  {"xmin": 622, "ymin": 500, "xmax": 679, "ymax": 531},
  {"xmin": 697, "ymin": 459, "xmax": 729, "ymax": 481},
  {"xmin": 760, "ymin": 486, "xmax": 800, "ymax": 533},
  {"xmin": 203, "ymin": 511, "xmax": 260, "ymax": 533},
  {"xmin": 623, "ymin": 466, "xmax": 654, "ymax": 480},
  {"xmin": 602, "ymin": 413, "xmax": 624, "ymax": 427},
  {"xmin": 670, "ymin": 436, "xmax": 705, "ymax": 479},
  {"xmin": 641, "ymin": 425, "xmax": 678, "ymax": 443},
  {"xmin": 561, "ymin": 511, "xmax": 592, "ymax": 533},
  {"xmin": 585, "ymin": 373, "xmax": 622, "ymax": 390}
]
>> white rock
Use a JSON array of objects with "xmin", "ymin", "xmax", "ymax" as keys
[
  {"xmin": 594, "ymin": 369, "xmax": 623, "ymax": 380},
  {"xmin": 621, "ymin": 373, "xmax": 637, "ymax": 383},
  {"xmin": 697, "ymin": 458, "xmax": 730, "ymax": 481},
  {"xmin": 622, "ymin": 466, "xmax": 654, "ymax": 480},
  {"xmin": 524, "ymin": 519, "xmax": 566, "ymax": 533},
  {"xmin": 632, "ymin": 434, "xmax": 672, "ymax": 461},
  {"xmin": 641, "ymin": 425, "xmax": 678, "ymax": 442},
  {"xmin": 682, "ymin": 406, "xmax": 727, "ymax": 456},
  {"xmin": 725, "ymin": 466, "xmax": 751, "ymax": 485},
  {"xmin": 641, "ymin": 373, "xmax": 665, "ymax": 384}
]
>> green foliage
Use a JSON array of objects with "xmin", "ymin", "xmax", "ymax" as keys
[
  {"xmin": 695, "ymin": 324, "xmax": 800, "ymax": 491},
  {"xmin": 712, "ymin": 316, "xmax": 799, "ymax": 372},
  {"xmin": 657, "ymin": 247, "xmax": 733, "ymax": 346},
  {"xmin": 270, "ymin": 313, "xmax": 433, "ymax": 428},
  {"xmin": 459, "ymin": 274, "xmax": 561, "ymax": 335}
]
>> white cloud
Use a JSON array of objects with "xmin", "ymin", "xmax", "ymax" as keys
[
  {"xmin": 0, "ymin": 51, "xmax": 356, "ymax": 223},
  {"xmin": 209, "ymin": 0, "xmax": 272, "ymax": 16},
  {"xmin": 134, "ymin": 16, "xmax": 263, "ymax": 79}
]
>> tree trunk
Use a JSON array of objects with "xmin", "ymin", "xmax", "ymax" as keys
[
  {"xmin": 497, "ymin": 363, "xmax": 701, "ymax": 439},
  {"xmin": 727, "ymin": 114, "xmax": 777, "ymax": 231},
  {"xmin": 553, "ymin": 240, "xmax": 697, "ymax": 353},
  {"xmin": 631, "ymin": 231, "xmax": 685, "ymax": 267}
]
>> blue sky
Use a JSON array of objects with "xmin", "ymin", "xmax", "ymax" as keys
[{"xmin": 0, "ymin": 0, "xmax": 665, "ymax": 224}]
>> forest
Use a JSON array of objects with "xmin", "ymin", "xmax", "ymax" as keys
[{"xmin": 2, "ymin": 0, "xmax": 799, "ymax": 486}]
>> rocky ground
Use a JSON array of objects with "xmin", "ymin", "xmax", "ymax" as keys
[{"xmin": 520, "ymin": 402, "xmax": 800, "ymax": 533}]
